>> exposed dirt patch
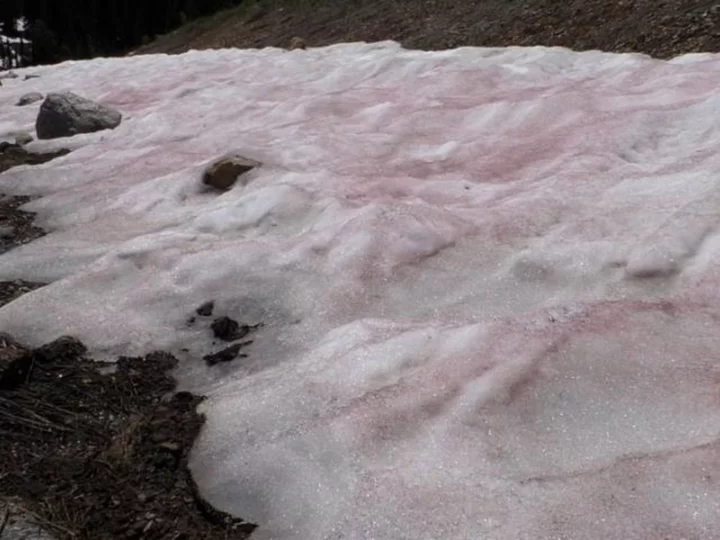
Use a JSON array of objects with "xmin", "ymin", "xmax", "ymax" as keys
[
  {"xmin": 0, "ymin": 144, "xmax": 70, "ymax": 257},
  {"xmin": 0, "ymin": 194, "xmax": 46, "ymax": 257},
  {"xmin": 0, "ymin": 336, "xmax": 257, "ymax": 539},
  {"xmin": 133, "ymin": 0, "xmax": 720, "ymax": 60},
  {"xmin": 1, "ymin": 144, "xmax": 70, "ymax": 325},
  {"xmin": 0, "ymin": 144, "xmax": 70, "ymax": 175},
  {"xmin": 0, "ymin": 279, "xmax": 45, "ymax": 307}
]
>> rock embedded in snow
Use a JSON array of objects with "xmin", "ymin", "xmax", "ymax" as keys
[
  {"xmin": 211, "ymin": 316, "xmax": 258, "ymax": 342},
  {"xmin": 211, "ymin": 316, "xmax": 241, "ymax": 341},
  {"xmin": 35, "ymin": 91, "xmax": 122, "ymax": 140},
  {"xmin": 203, "ymin": 342, "xmax": 249, "ymax": 366},
  {"xmin": 196, "ymin": 301, "xmax": 215, "ymax": 317},
  {"xmin": 289, "ymin": 36, "xmax": 307, "ymax": 50},
  {"xmin": 16, "ymin": 92, "xmax": 44, "ymax": 106},
  {"xmin": 202, "ymin": 153, "xmax": 261, "ymax": 191}
]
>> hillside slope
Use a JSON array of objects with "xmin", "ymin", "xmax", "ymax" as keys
[{"xmin": 132, "ymin": 0, "xmax": 720, "ymax": 58}]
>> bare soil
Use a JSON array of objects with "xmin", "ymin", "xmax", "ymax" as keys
[
  {"xmin": 0, "ymin": 144, "xmax": 69, "ymax": 256},
  {"xmin": 132, "ymin": 0, "xmax": 720, "ymax": 59},
  {"xmin": 0, "ymin": 336, "xmax": 256, "ymax": 540}
]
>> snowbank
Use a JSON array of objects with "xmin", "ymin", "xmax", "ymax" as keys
[{"xmin": 1, "ymin": 42, "xmax": 720, "ymax": 538}]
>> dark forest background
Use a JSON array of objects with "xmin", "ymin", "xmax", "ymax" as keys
[{"xmin": 1, "ymin": 0, "xmax": 245, "ymax": 66}]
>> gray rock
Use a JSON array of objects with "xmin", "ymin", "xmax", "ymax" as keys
[
  {"xmin": 35, "ymin": 91, "xmax": 122, "ymax": 140},
  {"xmin": 16, "ymin": 92, "xmax": 44, "ymax": 106},
  {"xmin": 23, "ymin": 74, "xmax": 40, "ymax": 80},
  {"xmin": 202, "ymin": 153, "xmax": 261, "ymax": 191}
]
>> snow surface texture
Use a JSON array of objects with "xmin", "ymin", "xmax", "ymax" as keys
[{"xmin": 1, "ymin": 42, "xmax": 720, "ymax": 538}]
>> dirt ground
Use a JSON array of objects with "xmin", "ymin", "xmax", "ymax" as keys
[
  {"xmin": 133, "ymin": 0, "xmax": 720, "ymax": 60},
  {"xmin": 0, "ymin": 145, "xmax": 257, "ymax": 539},
  {"xmin": 0, "ymin": 337, "xmax": 256, "ymax": 540}
]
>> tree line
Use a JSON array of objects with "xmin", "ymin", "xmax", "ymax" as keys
[{"xmin": 1, "ymin": 0, "xmax": 245, "ymax": 66}]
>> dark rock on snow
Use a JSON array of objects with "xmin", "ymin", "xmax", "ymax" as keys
[
  {"xmin": 202, "ymin": 153, "xmax": 261, "ymax": 191},
  {"xmin": 196, "ymin": 300, "xmax": 215, "ymax": 316},
  {"xmin": 203, "ymin": 342, "xmax": 250, "ymax": 366},
  {"xmin": 211, "ymin": 316, "xmax": 256, "ymax": 342},
  {"xmin": 35, "ymin": 91, "xmax": 122, "ymax": 140},
  {"xmin": 16, "ymin": 92, "xmax": 44, "ymax": 106}
]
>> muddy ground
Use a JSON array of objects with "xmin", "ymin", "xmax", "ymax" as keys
[{"xmin": 0, "ymin": 145, "xmax": 257, "ymax": 539}]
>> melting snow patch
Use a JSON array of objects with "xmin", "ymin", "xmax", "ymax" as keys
[{"xmin": 2, "ymin": 42, "xmax": 720, "ymax": 538}]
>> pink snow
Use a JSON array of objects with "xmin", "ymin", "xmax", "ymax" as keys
[{"xmin": 1, "ymin": 43, "xmax": 720, "ymax": 538}]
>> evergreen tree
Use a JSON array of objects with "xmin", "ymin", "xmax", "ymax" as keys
[
  {"xmin": 27, "ymin": 18, "xmax": 59, "ymax": 64},
  {"xmin": 6, "ymin": 0, "xmax": 247, "ymax": 66}
]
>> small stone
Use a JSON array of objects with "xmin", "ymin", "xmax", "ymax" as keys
[
  {"xmin": 172, "ymin": 391, "xmax": 195, "ymax": 402},
  {"xmin": 16, "ymin": 92, "xmax": 43, "ymax": 106},
  {"xmin": 195, "ymin": 300, "xmax": 214, "ymax": 316},
  {"xmin": 211, "ymin": 316, "xmax": 244, "ymax": 341},
  {"xmin": 203, "ymin": 343, "xmax": 249, "ymax": 366},
  {"xmin": 159, "ymin": 442, "xmax": 181, "ymax": 452},
  {"xmin": 202, "ymin": 153, "xmax": 260, "ymax": 191},
  {"xmin": 289, "ymin": 36, "xmax": 307, "ymax": 50}
]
